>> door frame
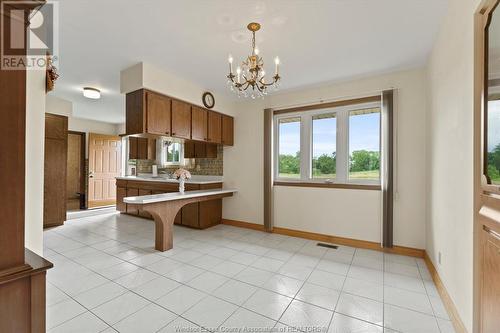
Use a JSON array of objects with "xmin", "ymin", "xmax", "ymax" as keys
[
  {"xmin": 474, "ymin": 0, "xmax": 500, "ymax": 332},
  {"xmin": 68, "ymin": 131, "xmax": 86, "ymax": 209}
]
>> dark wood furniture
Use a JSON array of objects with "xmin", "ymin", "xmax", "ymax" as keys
[
  {"xmin": 191, "ymin": 106, "xmax": 208, "ymax": 141},
  {"xmin": 221, "ymin": 114, "xmax": 234, "ymax": 146},
  {"xmin": 125, "ymin": 89, "xmax": 234, "ymax": 146},
  {"xmin": 184, "ymin": 141, "xmax": 218, "ymax": 159},
  {"xmin": 44, "ymin": 113, "xmax": 68, "ymax": 228},
  {"xmin": 116, "ymin": 179, "xmax": 223, "ymax": 229},
  {"xmin": 0, "ymin": 1, "xmax": 53, "ymax": 331},
  {"xmin": 124, "ymin": 189, "xmax": 234, "ymax": 251},
  {"xmin": 129, "ymin": 137, "xmax": 156, "ymax": 160}
]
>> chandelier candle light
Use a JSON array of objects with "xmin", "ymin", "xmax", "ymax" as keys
[{"xmin": 227, "ymin": 22, "xmax": 280, "ymax": 98}]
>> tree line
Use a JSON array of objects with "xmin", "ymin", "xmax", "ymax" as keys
[{"xmin": 279, "ymin": 150, "xmax": 380, "ymax": 175}]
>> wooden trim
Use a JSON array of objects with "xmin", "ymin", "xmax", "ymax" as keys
[
  {"xmin": 264, "ymin": 108, "xmax": 273, "ymax": 232},
  {"xmin": 273, "ymin": 181, "xmax": 381, "ymax": 191},
  {"xmin": 88, "ymin": 200, "xmax": 116, "ymax": 209},
  {"xmin": 424, "ymin": 252, "xmax": 468, "ymax": 333},
  {"xmin": 272, "ymin": 95, "xmax": 381, "ymax": 115},
  {"xmin": 222, "ymin": 219, "xmax": 424, "ymax": 258},
  {"xmin": 222, "ymin": 219, "xmax": 266, "ymax": 231},
  {"xmin": 68, "ymin": 131, "xmax": 86, "ymax": 208}
]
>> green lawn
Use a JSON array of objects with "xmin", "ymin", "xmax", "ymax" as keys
[{"xmin": 278, "ymin": 170, "xmax": 379, "ymax": 180}]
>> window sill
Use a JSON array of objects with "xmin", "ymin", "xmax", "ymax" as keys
[{"xmin": 273, "ymin": 181, "xmax": 381, "ymax": 191}]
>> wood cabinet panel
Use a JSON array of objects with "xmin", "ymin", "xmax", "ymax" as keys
[
  {"xmin": 129, "ymin": 137, "xmax": 138, "ymax": 159},
  {"xmin": 126, "ymin": 89, "xmax": 145, "ymax": 135},
  {"xmin": 206, "ymin": 143, "xmax": 217, "ymax": 158},
  {"xmin": 207, "ymin": 111, "xmax": 222, "ymax": 144},
  {"xmin": 137, "ymin": 138, "xmax": 148, "ymax": 159},
  {"xmin": 44, "ymin": 114, "xmax": 68, "ymax": 228},
  {"xmin": 481, "ymin": 227, "xmax": 500, "ymax": 332},
  {"xmin": 126, "ymin": 188, "xmax": 139, "ymax": 214},
  {"xmin": 116, "ymin": 187, "xmax": 127, "ymax": 212},
  {"xmin": 146, "ymin": 91, "xmax": 171, "ymax": 135},
  {"xmin": 138, "ymin": 189, "xmax": 152, "ymax": 218},
  {"xmin": 171, "ymin": 100, "xmax": 192, "ymax": 139},
  {"xmin": 221, "ymin": 115, "xmax": 234, "ymax": 146},
  {"xmin": 192, "ymin": 107, "xmax": 208, "ymax": 141}
]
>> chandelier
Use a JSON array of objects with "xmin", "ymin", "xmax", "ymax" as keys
[{"xmin": 227, "ymin": 22, "xmax": 281, "ymax": 98}]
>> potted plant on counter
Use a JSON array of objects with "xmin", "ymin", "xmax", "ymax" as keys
[{"xmin": 174, "ymin": 168, "xmax": 191, "ymax": 194}]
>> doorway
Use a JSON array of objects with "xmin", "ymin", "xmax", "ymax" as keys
[
  {"xmin": 87, "ymin": 133, "xmax": 122, "ymax": 208},
  {"xmin": 67, "ymin": 131, "xmax": 86, "ymax": 211}
]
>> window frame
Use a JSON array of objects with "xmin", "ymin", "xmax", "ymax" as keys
[
  {"xmin": 160, "ymin": 138, "xmax": 184, "ymax": 166},
  {"xmin": 273, "ymin": 101, "xmax": 381, "ymax": 186}
]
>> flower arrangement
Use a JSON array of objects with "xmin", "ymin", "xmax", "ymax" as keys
[
  {"xmin": 174, "ymin": 168, "xmax": 191, "ymax": 194},
  {"xmin": 174, "ymin": 168, "xmax": 191, "ymax": 180}
]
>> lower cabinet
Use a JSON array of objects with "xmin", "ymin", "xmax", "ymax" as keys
[{"xmin": 116, "ymin": 180, "xmax": 222, "ymax": 229}]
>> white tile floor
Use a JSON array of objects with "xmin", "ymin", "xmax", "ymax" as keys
[{"xmin": 44, "ymin": 212, "xmax": 456, "ymax": 333}]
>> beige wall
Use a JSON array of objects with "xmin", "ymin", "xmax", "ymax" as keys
[
  {"xmin": 224, "ymin": 68, "xmax": 428, "ymax": 249},
  {"xmin": 25, "ymin": 69, "xmax": 46, "ymax": 256},
  {"xmin": 425, "ymin": 0, "xmax": 481, "ymax": 331}
]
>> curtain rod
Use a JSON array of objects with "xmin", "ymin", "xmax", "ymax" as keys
[{"xmin": 267, "ymin": 87, "xmax": 396, "ymax": 111}]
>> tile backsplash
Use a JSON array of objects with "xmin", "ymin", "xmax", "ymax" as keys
[{"xmin": 132, "ymin": 144, "xmax": 223, "ymax": 176}]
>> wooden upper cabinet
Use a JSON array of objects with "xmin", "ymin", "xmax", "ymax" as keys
[
  {"xmin": 126, "ymin": 90, "xmax": 233, "ymax": 145},
  {"xmin": 207, "ymin": 111, "xmax": 222, "ymax": 144},
  {"xmin": 171, "ymin": 100, "xmax": 192, "ymax": 139},
  {"xmin": 221, "ymin": 115, "xmax": 234, "ymax": 146},
  {"xmin": 146, "ymin": 91, "xmax": 171, "ymax": 135},
  {"xmin": 192, "ymin": 106, "xmax": 208, "ymax": 141}
]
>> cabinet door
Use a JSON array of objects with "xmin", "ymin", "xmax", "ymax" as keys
[
  {"xmin": 137, "ymin": 138, "xmax": 148, "ymax": 159},
  {"xmin": 171, "ymin": 100, "xmax": 191, "ymax": 139},
  {"xmin": 184, "ymin": 141, "xmax": 195, "ymax": 158},
  {"xmin": 126, "ymin": 188, "xmax": 139, "ymax": 215},
  {"xmin": 206, "ymin": 143, "xmax": 217, "ymax": 158},
  {"xmin": 182, "ymin": 203, "xmax": 199, "ymax": 228},
  {"xmin": 481, "ymin": 227, "xmax": 500, "ymax": 332},
  {"xmin": 146, "ymin": 92, "xmax": 171, "ymax": 135},
  {"xmin": 207, "ymin": 111, "xmax": 222, "ymax": 143},
  {"xmin": 198, "ymin": 183, "xmax": 223, "ymax": 229},
  {"xmin": 192, "ymin": 106, "xmax": 208, "ymax": 141},
  {"xmin": 138, "ymin": 189, "xmax": 152, "ymax": 218},
  {"xmin": 221, "ymin": 115, "xmax": 234, "ymax": 146},
  {"xmin": 129, "ymin": 137, "xmax": 138, "ymax": 159},
  {"xmin": 116, "ymin": 187, "xmax": 127, "ymax": 212}
]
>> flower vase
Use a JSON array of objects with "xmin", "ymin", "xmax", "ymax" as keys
[{"xmin": 179, "ymin": 177, "xmax": 185, "ymax": 194}]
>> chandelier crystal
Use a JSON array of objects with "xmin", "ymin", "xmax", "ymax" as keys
[{"xmin": 227, "ymin": 22, "xmax": 281, "ymax": 99}]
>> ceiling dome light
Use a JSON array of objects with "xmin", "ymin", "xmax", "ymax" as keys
[{"xmin": 83, "ymin": 87, "xmax": 101, "ymax": 99}]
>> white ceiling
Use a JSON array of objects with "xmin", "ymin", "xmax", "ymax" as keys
[{"xmin": 51, "ymin": 0, "xmax": 448, "ymax": 124}]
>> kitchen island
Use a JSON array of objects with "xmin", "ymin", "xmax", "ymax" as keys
[
  {"xmin": 124, "ymin": 188, "xmax": 236, "ymax": 251},
  {"xmin": 116, "ymin": 175, "xmax": 224, "ymax": 229}
]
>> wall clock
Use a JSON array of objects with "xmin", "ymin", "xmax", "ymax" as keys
[{"xmin": 202, "ymin": 92, "xmax": 215, "ymax": 109}]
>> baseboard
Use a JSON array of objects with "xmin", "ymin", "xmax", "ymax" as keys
[
  {"xmin": 221, "ymin": 219, "xmax": 424, "ymax": 258},
  {"xmin": 222, "ymin": 219, "xmax": 266, "ymax": 231},
  {"xmin": 423, "ymin": 252, "xmax": 468, "ymax": 333}
]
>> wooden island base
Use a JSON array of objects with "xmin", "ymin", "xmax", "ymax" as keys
[{"xmin": 125, "ymin": 190, "xmax": 235, "ymax": 251}]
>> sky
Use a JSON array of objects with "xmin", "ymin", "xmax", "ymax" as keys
[{"xmin": 279, "ymin": 112, "xmax": 380, "ymax": 157}]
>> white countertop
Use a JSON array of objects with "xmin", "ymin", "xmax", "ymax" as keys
[
  {"xmin": 123, "ymin": 188, "xmax": 237, "ymax": 204},
  {"xmin": 116, "ymin": 175, "xmax": 223, "ymax": 185}
]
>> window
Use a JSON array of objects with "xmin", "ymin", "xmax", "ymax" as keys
[
  {"xmin": 312, "ymin": 113, "xmax": 337, "ymax": 179},
  {"xmin": 162, "ymin": 140, "xmax": 183, "ymax": 166},
  {"xmin": 274, "ymin": 101, "xmax": 381, "ymax": 185},
  {"xmin": 278, "ymin": 117, "xmax": 301, "ymax": 179},
  {"xmin": 487, "ymin": 100, "xmax": 500, "ymax": 184},
  {"xmin": 349, "ymin": 108, "xmax": 380, "ymax": 180}
]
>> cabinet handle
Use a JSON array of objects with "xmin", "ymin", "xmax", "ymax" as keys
[
  {"xmin": 166, "ymin": 131, "xmax": 170, "ymax": 135},
  {"xmin": 172, "ymin": 132, "xmax": 176, "ymax": 136}
]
